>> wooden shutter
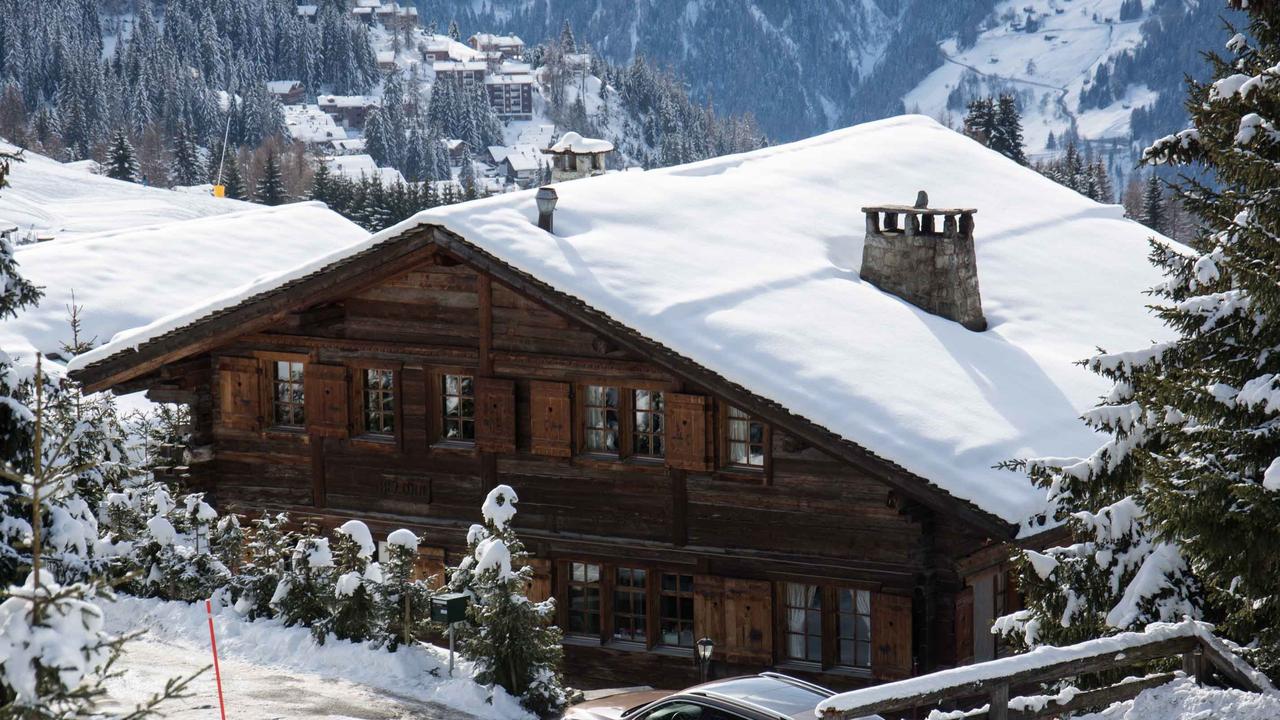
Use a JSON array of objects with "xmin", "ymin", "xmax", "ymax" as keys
[
  {"xmin": 529, "ymin": 380, "xmax": 572, "ymax": 457},
  {"xmin": 872, "ymin": 592, "xmax": 914, "ymax": 680},
  {"xmin": 475, "ymin": 377, "xmax": 516, "ymax": 453},
  {"xmin": 526, "ymin": 558, "xmax": 553, "ymax": 603},
  {"xmin": 216, "ymin": 356, "xmax": 261, "ymax": 431},
  {"xmin": 693, "ymin": 575, "xmax": 725, "ymax": 658},
  {"xmin": 955, "ymin": 586, "xmax": 975, "ymax": 666},
  {"xmin": 415, "ymin": 546, "xmax": 447, "ymax": 588},
  {"xmin": 666, "ymin": 393, "xmax": 713, "ymax": 471},
  {"xmin": 305, "ymin": 364, "xmax": 349, "ymax": 438},
  {"xmin": 722, "ymin": 578, "xmax": 772, "ymax": 664}
]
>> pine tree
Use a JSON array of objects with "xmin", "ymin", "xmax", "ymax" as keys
[
  {"xmin": 381, "ymin": 529, "xmax": 429, "ymax": 650},
  {"xmin": 559, "ymin": 20, "xmax": 577, "ymax": 54},
  {"xmin": 169, "ymin": 122, "xmax": 205, "ymax": 186},
  {"xmin": 221, "ymin": 151, "xmax": 247, "ymax": 201},
  {"xmin": 322, "ymin": 520, "xmax": 383, "ymax": 644},
  {"xmin": 993, "ymin": 94, "xmax": 1027, "ymax": 165},
  {"xmin": 1002, "ymin": 0, "xmax": 1280, "ymax": 679},
  {"xmin": 447, "ymin": 20, "xmax": 460, "ymax": 41},
  {"xmin": 273, "ymin": 522, "xmax": 335, "ymax": 638},
  {"xmin": 459, "ymin": 148, "xmax": 477, "ymax": 199},
  {"xmin": 962, "ymin": 97, "xmax": 998, "ymax": 148},
  {"xmin": 104, "ymin": 128, "xmax": 140, "ymax": 183},
  {"xmin": 1139, "ymin": 172, "xmax": 1165, "ymax": 235},
  {"xmin": 255, "ymin": 150, "xmax": 287, "ymax": 206},
  {"xmin": 450, "ymin": 486, "xmax": 565, "ymax": 716}
]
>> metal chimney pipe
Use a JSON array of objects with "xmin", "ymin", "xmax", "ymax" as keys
[{"xmin": 535, "ymin": 186, "xmax": 559, "ymax": 233}]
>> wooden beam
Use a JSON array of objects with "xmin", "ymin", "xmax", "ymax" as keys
[
  {"xmin": 239, "ymin": 333, "xmax": 478, "ymax": 364},
  {"xmin": 478, "ymin": 274, "xmax": 493, "ymax": 376}
]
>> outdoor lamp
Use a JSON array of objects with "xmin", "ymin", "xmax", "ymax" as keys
[
  {"xmin": 535, "ymin": 186, "xmax": 558, "ymax": 232},
  {"xmin": 696, "ymin": 637, "xmax": 715, "ymax": 683}
]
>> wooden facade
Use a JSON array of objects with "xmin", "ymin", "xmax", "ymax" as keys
[{"xmin": 73, "ymin": 225, "xmax": 1021, "ymax": 691}]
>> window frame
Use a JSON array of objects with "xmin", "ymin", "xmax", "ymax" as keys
[
  {"xmin": 564, "ymin": 561, "xmax": 603, "ymax": 639},
  {"xmin": 255, "ymin": 351, "xmax": 309, "ymax": 436},
  {"xmin": 573, "ymin": 380, "xmax": 676, "ymax": 464},
  {"xmin": 631, "ymin": 389, "xmax": 667, "ymax": 460},
  {"xmin": 427, "ymin": 366, "xmax": 479, "ymax": 452},
  {"xmin": 776, "ymin": 582, "xmax": 875, "ymax": 674},
  {"xmin": 718, "ymin": 403, "xmax": 772, "ymax": 481},
  {"xmin": 348, "ymin": 360, "xmax": 403, "ymax": 449},
  {"xmin": 657, "ymin": 572, "xmax": 695, "ymax": 649},
  {"xmin": 557, "ymin": 559, "xmax": 697, "ymax": 656}
]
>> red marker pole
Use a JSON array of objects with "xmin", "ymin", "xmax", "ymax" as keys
[{"xmin": 205, "ymin": 598, "xmax": 228, "ymax": 720}]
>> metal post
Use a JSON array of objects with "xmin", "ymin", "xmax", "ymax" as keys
[{"xmin": 448, "ymin": 622, "xmax": 456, "ymax": 676}]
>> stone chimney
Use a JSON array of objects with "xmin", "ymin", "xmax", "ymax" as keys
[{"xmin": 859, "ymin": 192, "xmax": 987, "ymax": 331}]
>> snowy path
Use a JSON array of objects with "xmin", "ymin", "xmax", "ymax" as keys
[{"xmin": 103, "ymin": 633, "xmax": 480, "ymax": 720}]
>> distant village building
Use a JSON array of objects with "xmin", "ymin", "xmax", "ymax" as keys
[
  {"xmin": 468, "ymin": 33, "xmax": 525, "ymax": 59},
  {"xmin": 374, "ymin": 2, "xmax": 418, "ymax": 32},
  {"xmin": 442, "ymin": 138, "xmax": 468, "ymax": 165},
  {"xmin": 317, "ymin": 95, "xmax": 379, "ymax": 130},
  {"xmin": 295, "ymin": 4, "xmax": 317, "ymax": 20},
  {"xmin": 266, "ymin": 80, "xmax": 305, "ymax": 105},
  {"xmin": 484, "ymin": 73, "xmax": 534, "ymax": 119},
  {"xmin": 323, "ymin": 153, "xmax": 405, "ymax": 186},
  {"xmin": 544, "ymin": 132, "xmax": 613, "ymax": 182},
  {"xmin": 283, "ymin": 104, "xmax": 346, "ymax": 144},
  {"xmin": 495, "ymin": 145, "xmax": 548, "ymax": 187},
  {"xmin": 376, "ymin": 50, "xmax": 397, "ymax": 72},
  {"xmin": 326, "ymin": 138, "xmax": 367, "ymax": 156},
  {"xmin": 433, "ymin": 60, "xmax": 487, "ymax": 87}
]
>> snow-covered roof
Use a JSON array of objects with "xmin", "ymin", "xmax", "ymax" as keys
[
  {"xmin": 266, "ymin": 80, "xmax": 301, "ymax": 94},
  {"xmin": 318, "ymin": 95, "xmax": 379, "ymax": 108},
  {"xmin": 2, "ymin": 203, "xmax": 367, "ymax": 359},
  {"xmin": 283, "ymin": 104, "xmax": 346, "ymax": 143},
  {"xmin": 67, "ymin": 116, "xmax": 1176, "ymax": 526},
  {"xmin": 324, "ymin": 154, "xmax": 406, "ymax": 185},
  {"xmin": 498, "ymin": 61, "xmax": 532, "ymax": 75},
  {"xmin": 502, "ymin": 146, "xmax": 548, "ymax": 173},
  {"xmin": 548, "ymin": 131, "xmax": 613, "ymax": 154},
  {"xmin": 433, "ymin": 61, "xmax": 486, "ymax": 73},
  {"xmin": 470, "ymin": 33, "xmax": 523, "ymax": 46},
  {"xmin": 296, "ymin": 4, "xmax": 317, "ymax": 16},
  {"xmin": 485, "ymin": 73, "xmax": 533, "ymax": 86}
]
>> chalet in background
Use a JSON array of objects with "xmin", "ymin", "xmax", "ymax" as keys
[{"xmin": 68, "ymin": 117, "xmax": 1169, "ymax": 690}]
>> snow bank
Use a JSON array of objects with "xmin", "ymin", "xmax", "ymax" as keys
[
  {"xmin": 336, "ymin": 519, "xmax": 375, "ymax": 558},
  {"xmin": 2, "ymin": 201, "xmax": 367, "ymax": 359},
  {"xmin": 71, "ymin": 116, "xmax": 1177, "ymax": 525},
  {"xmin": 1075, "ymin": 676, "xmax": 1280, "ymax": 720},
  {"xmin": 100, "ymin": 595, "xmax": 533, "ymax": 719},
  {"xmin": 387, "ymin": 528, "xmax": 419, "ymax": 548}
]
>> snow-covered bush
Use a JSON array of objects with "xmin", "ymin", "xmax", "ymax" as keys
[
  {"xmin": 450, "ymin": 485, "xmax": 566, "ymax": 717},
  {"xmin": 319, "ymin": 520, "xmax": 384, "ymax": 644},
  {"xmin": 381, "ymin": 528, "xmax": 432, "ymax": 650},
  {"xmin": 272, "ymin": 521, "xmax": 336, "ymax": 637},
  {"xmin": 226, "ymin": 511, "xmax": 295, "ymax": 620}
]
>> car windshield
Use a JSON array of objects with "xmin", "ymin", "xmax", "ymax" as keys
[{"xmin": 695, "ymin": 676, "xmax": 828, "ymax": 717}]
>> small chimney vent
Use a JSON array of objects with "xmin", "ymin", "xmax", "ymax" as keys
[{"xmin": 860, "ymin": 192, "xmax": 986, "ymax": 331}]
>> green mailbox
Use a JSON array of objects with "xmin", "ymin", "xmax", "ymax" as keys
[{"xmin": 431, "ymin": 593, "xmax": 469, "ymax": 624}]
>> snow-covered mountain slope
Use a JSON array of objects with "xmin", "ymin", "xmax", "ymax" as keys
[
  {"xmin": 0, "ymin": 141, "xmax": 252, "ymax": 241},
  {"xmin": 2, "ymin": 202, "xmax": 367, "ymax": 359}
]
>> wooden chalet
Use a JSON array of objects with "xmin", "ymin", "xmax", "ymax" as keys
[{"xmin": 68, "ymin": 117, "xmax": 1171, "ymax": 691}]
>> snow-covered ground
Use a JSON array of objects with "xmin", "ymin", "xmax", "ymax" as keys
[
  {"xmin": 1076, "ymin": 677, "xmax": 1280, "ymax": 720},
  {"xmin": 100, "ymin": 595, "xmax": 532, "ymax": 720},
  {"xmin": 0, "ymin": 140, "xmax": 251, "ymax": 242}
]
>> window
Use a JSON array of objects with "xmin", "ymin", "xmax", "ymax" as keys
[
  {"xmin": 567, "ymin": 562, "xmax": 601, "ymax": 637},
  {"xmin": 441, "ymin": 374, "xmax": 475, "ymax": 442},
  {"xmin": 837, "ymin": 588, "xmax": 872, "ymax": 669},
  {"xmin": 583, "ymin": 385, "xmax": 620, "ymax": 453},
  {"xmin": 783, "ymin": 583, "xmax": 823, "ymax": 663},
  {"xmin": 632, "ymin": 390, "xmax": 665, "ymax": 458},
  {"xmin": 725, "ymin": 406, "xmax": 766, "ymax": 468},
  {"xmin": 271, "ymin": 360, "xmax": 305, "ymax": 428},
  {"xmin": 637, "ymin": 701, "xmax": 738, "ymax": 720},
  {"xmin": 612, "ymin": 567, "xmax": 647, "ymax": 643},
  {"xmin": 360, "ymin": 368, "xmax": 396, "ymax": 436},
  {"xmin": 659, "ymin": 573, "xmax": 694, "ymax": 648}
]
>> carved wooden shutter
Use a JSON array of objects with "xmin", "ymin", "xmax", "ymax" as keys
[
  {"xmin": 415, "ymin": 546, "xmax": 447, "ymax": 589},
  {"xmin": 955, "ymin": 586, "xmax": 975, "ymax": 666},
  {"xmin": 666, "ymin": 393, "xmax": 713, "ymax": 471},
  {"xmin": 305, "ymin": 364, "xmax": 349, "ymax": 438},
  {"xmin": 722, "ymin": 578, "xmax": 772, "ymax": 664},
  {"xmin": 475, "ymin": 377, "xmax": 516, "ymax": 453},
  {"xmin": 872, "ymin": 592, "xmax": 914, "ymax": 680},
  {"xmin": 693, "ymin": 575, "xmax": 725, "ymax": 658},
  {"xmin": 529, "ymin": 381, "xmax": 572, "ymax": 457},
  {"xmin": 216, "ymin": 356, "xmax": 261, "ymax": 431}
]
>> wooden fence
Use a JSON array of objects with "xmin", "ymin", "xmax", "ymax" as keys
[{"xmin": 816, "ymin": 622, "xmax": 1275, "ymax": 720}]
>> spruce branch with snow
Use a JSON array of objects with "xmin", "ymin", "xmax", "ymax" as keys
[{"xmin": 1005, "ymin": 0, "xmax": 1280, "ymax": 680}]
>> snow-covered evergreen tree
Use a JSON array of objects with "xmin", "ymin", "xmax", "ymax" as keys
[
  {"xmin": 321, "ymin": 520, "xmax": 383, "ymax": 644},
  {"xmin": 104, "ymin": 128, "xmax": 140, "ymax": 183},
  {"xmin": 169, "ymin": 122, "xmax": 205, "ymax": 187},
  {"xmin": 220, "ymin": 151, "xmax": 247, "ymax": 201},
  {"xmin": 450, "ymin": 486, "xmax": 565, "ymax": 717},
  {"xmin": 1003, "ymin": 0, "xmax": 1280, "ymax": 678},
  {"xmin": 255, "ymin": 150, "xmax": 287, "ymax": 206},
  {"xmin": 381, "ymin": 528, "xmax": 429, "ymax": 649},
  {"xmin": 229, "ymin": 511, "xmax": 295, "ymax": 620},
  {"xmin": 1139, "ymin": 172, "xmax": 1166, "ymax": 235},
  {"xmin": 963, "ymin": 97, "xmax": 998, "ymax": 147},
  {"xmin": 273, "ymin": 521, "xmax": 335, "ymax": 638}
]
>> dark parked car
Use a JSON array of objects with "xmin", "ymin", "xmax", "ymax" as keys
[{"xmin": 565, "ymin": 672, "xmax": 841, "ymax": 720}]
